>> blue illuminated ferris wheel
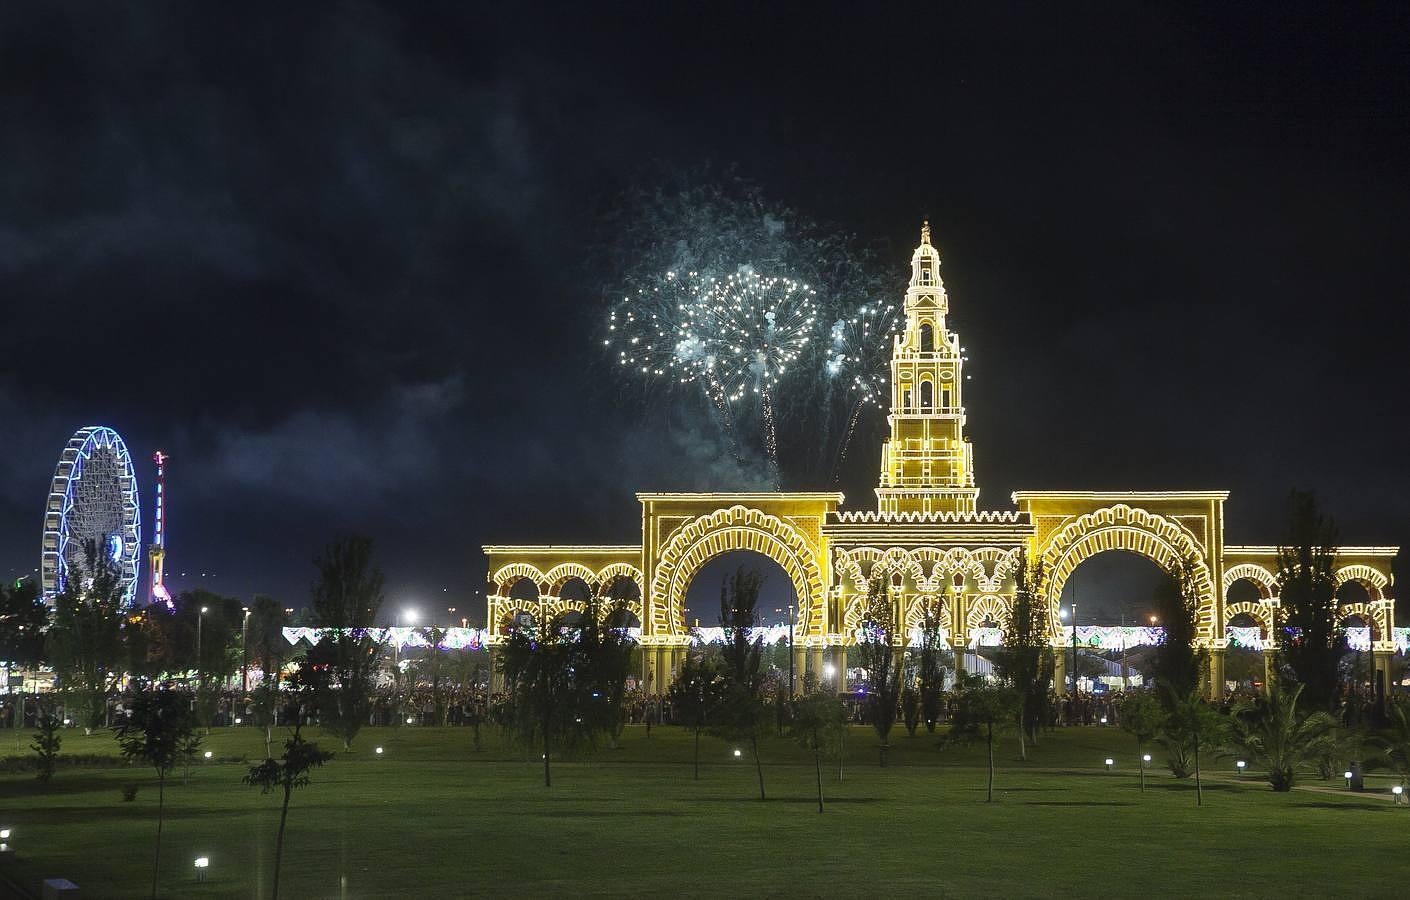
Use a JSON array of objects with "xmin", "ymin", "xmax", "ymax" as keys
[{"xmin": 40, "ymin": 425, "xmax": 142, "ymax": 605}]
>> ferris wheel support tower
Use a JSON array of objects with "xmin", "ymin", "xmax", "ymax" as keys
[{"xmin": 148, "ymin": 450, "xmax": 171, "ymax": 606}]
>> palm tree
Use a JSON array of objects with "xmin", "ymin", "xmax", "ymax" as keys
[
  {"xmin": 1230, "ymin": 683, "xmax": 1337, "ymax": 792},
  {"xmin": 1371, "ymin": 695, "xmax": 1410, "ymax": 789},
  {"xmin": 1159, "ymin": 687, "xmax": 1228, "ymax": 805}
]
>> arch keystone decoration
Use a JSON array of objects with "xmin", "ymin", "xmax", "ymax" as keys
[{"xmin": 649, "ymin": 505, "xmax": 827, "ymax": 637}]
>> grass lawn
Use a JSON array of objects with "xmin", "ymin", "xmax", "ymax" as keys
[{"xmin": 1, "ymin": 723, "xmax": 1406, "ymax": 898}]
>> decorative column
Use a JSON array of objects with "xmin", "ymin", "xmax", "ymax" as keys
[
  {"xmin": 1050, "ymin": 643, "xmax": 1065, "ymax": 693},
  {"xmin": 809, "ymin": 646, "xmax": 824, "ymax": 689},
  {"xmin": 834, "ymin": 645, "xmax": 848, "ymax": 694},
  {"xmin": 792, "ymin": 645, "xmax": 807, "ymax": 696},
  {"xmin": 1261, "ymin": 648, "xmax": 1277, "ymax": 695},
  {"xmin": 1374, "ymin": 646, "xmax": 1395, "ymax": 711},
  {"xmin": 654, "ymin": 645, "xmax": 667, "ymax": 694},
  {"xmin": 487, "ymin": 645, "xmax": 501, "ymax": 694},
  {"xmin": 1207, "ymin": 643, "xmax": 1226, "ymax": 701}
]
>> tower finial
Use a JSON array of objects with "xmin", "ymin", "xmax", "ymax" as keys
[{"xmin": 920, "ymin": 219, "xmax": 931, "ymax": 246}]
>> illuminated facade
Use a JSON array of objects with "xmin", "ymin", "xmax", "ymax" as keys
[{"xmin": 484, "ymin": 225, "xmax": 1399, "ymax": 697}]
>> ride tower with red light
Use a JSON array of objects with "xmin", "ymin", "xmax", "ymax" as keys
[{"xmin": 148, "ymin": 450, "xmax": 171, "ymax": 607}]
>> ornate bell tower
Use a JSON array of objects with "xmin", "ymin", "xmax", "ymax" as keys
[{"xmin": 875, "ymin": 222, "xmax": 979, "ymax": 515}]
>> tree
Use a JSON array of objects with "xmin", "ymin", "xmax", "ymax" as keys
[
  {"xmin": 242, "ymin": 715, "xmax": 335, "ymax": 900},
  {"xmin": 714, "ymin": 567, "xmax": 770, "ymax": 800},
  {"xmin": 788, "ymin": 691, "xmax": 846, "ymax": 812},
  {"xmin": 916, "ymin": 596, "xmax": 950, "ymax": 733},
  {"xmin": 901, "ymin": 686, "xmax": 920, "ymax": 737},
  {"xmin": 1275, "ymin": 491, "xmax": 1343, "ymax": 712},
  {"xmin": 1230, "ymin": 682, "xmax": 1338, "ymax": 791},
  {"xmin": 31, "ymin": 699, "xmax": 61, "ymax": 785},
  {"xmin": 499, "ymin": 616, "xmax": 590, "ymax": 787},
  {"xmin": 947, "ymin": 673, "xmax": 1019, "ymax": 802},
  {"xmin": 581, "ymin": 597, "xmax": 638, "ymax": 748},
  {"xmin": 307, "ymin": 536, "xmax": 387, "ymax": 751},
  {"xmin": 667, "ymin": 649, "xmax": 727, "ymax": 779},
  {"xmin": 1158, "ymin": 687, "xmax": 1228, "ymax": 805},
  {"xmin": 994, "ymin": 552, "xmax": 1052, "ymax": 759},
  {"xmin": 0, "ymin": 577, "xmax": 48, "ymax": 670},
  {"xmin": 416, "ymin": 625, "xmax": 450, "ymax": 726},
  {"xmin": 247, "ymin": 596, "xmax": 290, "ymax": 756},
  {"xmin": 1371, "ymin": 695, "xmax": 1410, "ymax": 789},
  {"xmin": 1151, "ymin": 554, "xmax": 1203, "ymax": 700},
  {"xmin": 45, "ymin": 541, "xmax": 127, "ymax": 734},
  {"xmin": 115, "ymin": 688, "xmax": 202, "ymax": 900},
  {"xmin": 1120, "ymin": 691, "xmax": 1166, "ymax": 792},
  {"xmin": 855, "ymin": 573, "xmax": 903, "ymax": 767}
]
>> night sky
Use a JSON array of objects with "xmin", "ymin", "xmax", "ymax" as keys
[{"xmin": 3, "ymin": 3, "xmax": 1406, "ymax": 624}]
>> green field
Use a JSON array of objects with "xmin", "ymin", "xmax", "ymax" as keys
[{"xmin": 0, "ymin": 724, "xmax": 1404, "ymax": 898}]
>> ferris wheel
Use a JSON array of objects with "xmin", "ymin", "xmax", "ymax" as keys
[{"xmin": 41, "ymin": 425, "xmax": 142, "ymax": 604}]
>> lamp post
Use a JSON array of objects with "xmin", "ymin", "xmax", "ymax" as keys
[
  {"xmin": 1070, "ymin": 598, "xmax": 1079, "ymax": 700},
  {"xmin": 1141, "ymin": 753, "xmax": 1151, "ymax": 792},
  {"xmin": 787, "ymin": 603, "xmax": 795, "ymax": 696},
  {"xmin": 196, "ymin": 605, "xmax": 208, "ymax": 689},
  {"xmin": 241, "ymin": 607, "xmax": 250, "ymax": 698}
]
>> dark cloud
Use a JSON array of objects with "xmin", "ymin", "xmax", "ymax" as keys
[{"xmin": 1, "ymin": 3, "xmax": 1405, "ymax": 610}]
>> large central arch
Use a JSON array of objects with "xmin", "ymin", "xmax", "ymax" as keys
[
  {"xmin": 649, "ymin": 504, "xmax": 827, "ymax": 637},
  {"xmin": 1038, "ymin": 503, "xmax": 1217, "ymax": 640}
]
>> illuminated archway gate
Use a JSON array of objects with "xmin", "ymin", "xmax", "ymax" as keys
[
  {"xmin": 641, "ymin": 493, "xmax": 840, "ymax": 689},
  {"xmin": 1014, "ymin": 492, "xmax": 1227, "ymax": 695},
  {"xmin": 481, "ymin": 224, "xmax": 1400, "ymax": 702}
]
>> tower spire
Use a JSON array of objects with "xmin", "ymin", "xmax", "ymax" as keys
[{"xmin": 874, "ymin": 223, "xmax": 979, "ymax": 516}]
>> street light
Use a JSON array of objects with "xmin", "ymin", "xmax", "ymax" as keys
[
  {"xmin": 196, "ymin": 606, "xmax": 208, "ymax": 688},
  {"xmin": 1141, "ymin": 753, "xmax": 1151, "ymax": 792},
  {"xmin": 1236, "ymin": 760, "xmax": 1247, "ymax": 777},
  {"xmin": 733, "ymin": 748, "xmax": 742, "ymax": 759},
  {"xmin": 1393, "ymin": 785, "xmax": 1404, "ymax": 805},
  {"xmin": 1345, "ymin": 770, "xmax": 1354, "ymax": 788},
  {"xmin": 1104, "ymin": 758, "xmax": 1114, "ymax": 772},
  {"xmin": 241, "ymin": 607, "xmax": 251, "ymax": 696},
  {"xmin": 194, "ymin": 857, "xmax": 209, "ymax": 882}
]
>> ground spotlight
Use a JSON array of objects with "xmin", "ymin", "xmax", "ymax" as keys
[
  {"xmin": 733, "ymin": 749, "xmax": 742, "ymax": 759},
  {"xmin": 375, "ymin": 746, "xmax": 384, "ymax": 755},
  {"xmin": 1104, "ymin": 758, "xmax": 1114, "ymax": 772},
  {"xmin": 1236, "ymin": 760, "xmax": 1246, "ymax": 777},
  {"xmin": 194, "ymin": 856, "xmax": 209, "ymax": 882},
  {"xmin": 203, "ymin": 750, "xmax": 213, "ymax": 760}
]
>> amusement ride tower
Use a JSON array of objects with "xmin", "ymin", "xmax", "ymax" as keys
[{"xmin": 148, "ymin": 450, "xmax": 171, "ymax": 606}]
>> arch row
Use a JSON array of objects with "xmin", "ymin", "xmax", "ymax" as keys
[
  {"xmin": 833, "ymin": 545, "xmax": 1021, "ymax": 595},
  {"xmin": 1040, "ymin": 504, "xmax": 1216, "ymax": 641},
  {"xmin": 490, "ymin": 561, "xmax": 646, "ymax": 599},
  {"xmin": 650, "ymin": 505, "xmax": 826, "ymax": 637}
]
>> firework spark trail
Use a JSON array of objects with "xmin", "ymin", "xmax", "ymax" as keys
[
  {"xmin": 761, "ymin": 387, "xmax": 780, "ymax": 489},
  {"xmin": 822, "ymin": 299, "xmax": 901, "ymax": 481}
]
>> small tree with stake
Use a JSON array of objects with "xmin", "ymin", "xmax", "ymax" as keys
[
  {"xmin": 788, "ymin": 691, "xmax": 846, "ymax": 812},
  {"xmin": 916, "ymin": 596, "xmax": 950, "ymax": 733},
  {"xmin": 667, "ymin": 649, "xmax": 727, "ymax": 780},
  {"xmin": 994, "ymin": 551, "xmax": 1052, "ymax": 759},
  {"xmin": 856, "ymin": 573, "xmax": 903, "ymax": 767},
  {"xmin": 114, "ymin": 688, "xmax": 201, "ymax": 900},
  {"xmin": 243, "ymin": 709, "xmax": 335, "ymax": 900},
  {"xmin": 714, "ymin": 567, "xmax": 770, "ymax": 800},
  {"xmin": 31, "ymin": 699, "xmax": 62, "ymax": 785},
  {"xmin": 1120, "ymin": 691, "xmax": 1166, "ymax": 792},
  {"xmin": 947, "ymin": 673, "xmax": 1019, "ymax": 802}
]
